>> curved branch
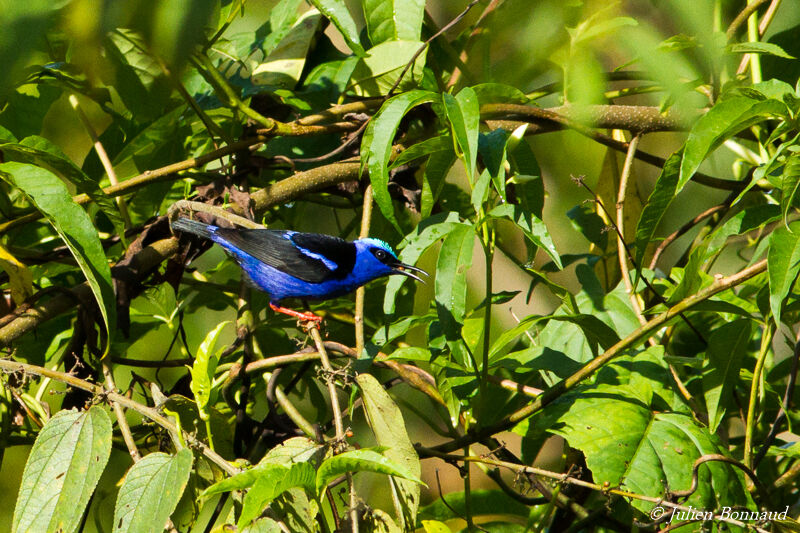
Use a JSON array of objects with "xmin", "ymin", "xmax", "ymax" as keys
[{"xmin": 0, "ymin": 358, "xmax": 238, "ymax": 475}]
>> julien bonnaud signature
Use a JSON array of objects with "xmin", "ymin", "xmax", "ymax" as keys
[{"xmin": 649, "ymin": 505, "xmax": 790, "ymax": 523}]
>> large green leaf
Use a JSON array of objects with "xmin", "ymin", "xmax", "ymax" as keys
[
  {"xmin": 768, "ymin": 221, "xmax": 800, "ymax": 325},
  {"xmin": 538, "ymin": 361, "xmax": 751, "ymax": 515},
  {"xmin": 361, "ymin": 0, "xmax": 425, "ymax": 45},
  {"xmin": 679, "ymin": 97, "xmax": 787, "ymax": 191},
  {"xmin": 357, "ymin": 374, "xmax": 421, "ymax": 529},
  {"xmin": 0, "ymin": 162, "xmax": 116, "ymax": 337},
  {"xmin": 307, "ymin": 0, "xmax": 365, "ymax": 56},
  {"xmin": 361, "ymin": 90, "xmax": 438, "ymax": 230},
  {"xmin": 435, "ymin": 223, "xmax": 476, "ymax": 339},
  {"xmin": 703, "ymin": 320, "xmax": 754, "ymax": 433},
  {"xmin": 316, "ymin": 449, "xmax": 423, "ymax": 496},
  {"xmin": 442, "ymin": 87, "xmax": 480, "ymax": 180},
  {"xmin": 112, "ymin": 449, "xmax": 193, "ymax": 533},
  {"xmin": 12, "ymin": 407, "xmax": 112, "ymax": 533}
]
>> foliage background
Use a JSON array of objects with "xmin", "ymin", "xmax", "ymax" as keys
[{"xmin": 1, "ymin": 0, "xmax": 800, "ymax": 531}]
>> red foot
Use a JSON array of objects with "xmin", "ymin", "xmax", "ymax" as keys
[{"xmin": 269, "ymin": 302, "xmax": 322, "ymax": 322}]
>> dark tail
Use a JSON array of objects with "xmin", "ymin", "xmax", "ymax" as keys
[{"xmin": 171, "ymin": 217, "xmax": 214, "ymax": 239}]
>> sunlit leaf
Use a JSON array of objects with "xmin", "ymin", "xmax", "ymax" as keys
[
  {"xmin": 113, "ymin": 449, "xmax": 193, "ymax": 533},
  {"xmin": 13, "ymin": 407, "xmax": 112, "ymax": 533},
  {"xmin": 0, "ymin": 162, "xmax": 116, "ymax": 339}
]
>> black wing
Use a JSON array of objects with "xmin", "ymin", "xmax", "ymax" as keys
[{"xmin": 213, "ymin": 229, "xmax": 356, "ymax": 283}]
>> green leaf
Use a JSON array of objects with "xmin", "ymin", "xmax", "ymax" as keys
[
  {"xmin": 349, "ymin": 40, "xmax": 428, "ymax": 96},
  {"xmin": 442, "ymin": 87, "xmax": 479, "ymax": 180},
  {"xmin": 472, "ymin": 83, "xmax": 529, "ymax": 105},
  {"xmin": 238, "ymin": 462, "xmax": 316, "ymax": 529},
  {"xmin": 421, "ymin": 150, "xmax": 456, "ymax": 218},
  {"xmin": 316, "ymin": 449, "xmax": 423, "ymax": 496},
  {"xmin": 539, "ymin": 383, "xmax": 752, "ymax": 515},
  {"xmin": 679, "ymin": 97, "xmax": 787, "ymax": 191},
  {"xmin": 112, "ymin": 449, "xmax": 193, "ymax": 533},
  {"xmin": 489, "ymin": 313, "xmax": 620, "ymax": 362},
  {"xmin": 703, "ymin": 320, "xmax": 754, "ymax": 433},
  {"xmin": 357, "ymin": 374, "xmax": 421, "ymax": 529},
  {"xmin": 251, "ymin": 9, "xmax": 323, "ymax": 89},
  {"xmin": 418, "ymin": 489, "xmax": 529, "ymax": 521},
  {"xmin": 241, "ymin": 518, "xmax": 282, "ymax": 533},
  {"xmin": 13, "ymin": 407, "xmax": 112, "ymax": 533},
  {"xmin": 307, "ymin": 0, "xmax": 365, "ymax": 56},
  {"xmin": 728, "ymin": 41, "xmax": 795, "ymax": 59},
  {"xmin": 105, "ymin": 30, "xmax": 174, "ymax": 122},
  {"xmin": 390, "ymin": 135, "xmax": 452, "ymax": 170},
  {"xmin": 782, "ymin": 155, "xmax": 800, "ymax": 229},
  {"xmin": 421, "ymin": 521, "xmax": 452, "ymax": 533},
  {"xmin": 471, "ymin": 168, "xmax": 492, "ymax": 213},
  {"xmin": 634, "ymin": 150, "xmax": 681, "ymax": 267},
  {"xmin": 362, "ymin": 90, "xmax": 438, "ymax": 230},
  {"xmin": 478, "ymin": 128, "xmax": 510, "ymax": 203},
  {"xmin": 768, "ymin": 221, "xmax": 800, "ymax": 325},
  {"xmin": 435, "ymin": 223, "xmax": 476, "ymax": 339},
  {"xmin": 202, "ymin": 437, "xmax": 324, "ymax": 497},
  {"xmin": 190, "ymin": 321, "xmax": 232, "ymax": 420},
  {"xmin": 0, "ymin": 162, "xmax": 116, "ymax": 339},
  {"xmin": 0, "ymin": 136, "xmax": 125, "ymax": 237},
  {"xmin": 488, "ymin": 204, "xmax": 562, "ymax": 268},
  {"xmin": 362, "ymin": 0, "xmax": 425, "ymax": 45}
]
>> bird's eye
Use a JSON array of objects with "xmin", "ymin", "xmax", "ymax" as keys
[{"xmin": 375, "ymin": 250, "xmax": 386, "ymax": 260}]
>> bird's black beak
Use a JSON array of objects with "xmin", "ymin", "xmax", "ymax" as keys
[{"xmin": 391, "ymin": 262, "xmax": 428, "ymax": 283}]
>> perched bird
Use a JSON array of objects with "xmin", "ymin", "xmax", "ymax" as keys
[{"xmin": 171, "ymin": 217, "xmax": 427, "ymax": 321}]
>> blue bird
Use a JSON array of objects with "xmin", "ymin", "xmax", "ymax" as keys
[{"xmin": 171, "ymin": 217, "xmax": 426, "ymax": 321}]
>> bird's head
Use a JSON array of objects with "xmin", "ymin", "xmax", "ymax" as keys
[{"xmin": 354, "ymin": 238, "xmax": 427, "ymax": 283}]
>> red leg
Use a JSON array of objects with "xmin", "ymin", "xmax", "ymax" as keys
[{"xmin": 269, "ymin": 302, "xmax": 322, "ymax": 322}]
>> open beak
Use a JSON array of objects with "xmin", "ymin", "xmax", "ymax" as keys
[{"xmin": 391, "ymin": 262, "xmax": 428, "ymax": 283}]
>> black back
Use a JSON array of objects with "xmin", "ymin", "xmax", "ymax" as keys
[{"xmin": 214, "ymin": 228, "xmax": 356, "ymax": 283}]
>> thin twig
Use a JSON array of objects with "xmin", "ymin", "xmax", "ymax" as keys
[
  {"xmin": 648, "ymin": 204, "xmax": 729, "ymax": 270},
  {"xmin": 102, "ymin": 361, "xmax": 141, "ymax": 462},
  {"xmin": 615, "ymin": 135, "xmax": 645, "ymax": 322},
  {"xmin": 68, "ymin": 94, "xmax": 132, "ymax": 230},
  {"xmin": 354, "ymin": 185, "xmax": 374, "ymax": 358},
  {"xmin": 743, "ymin": 323, "xmax": 774, "ymax": 469},
  {"xmin": 307, "ymin": 325, "xmax": 357, "ymax": 533},
  {"xmin": 753, "ymin": 328, "xmax": 800, "ymax": 468},
  {"xmin": 418, "ymin": 450, "xmax": 770, "ymax": 533},
  {"xmin": 726, "ymin": 0, "xmax": 771, "ymax": 40}
]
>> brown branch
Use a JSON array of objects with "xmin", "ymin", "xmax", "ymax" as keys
[
  {"xmin": 0, "ymin": 358, "xmax": 238, "ymax": 475},
  {"xmin": 481, "ymin": 103, "xmax": 697, "ymax": 133},
  {"xmin": 648, "ymin": 204, "xmax": 728, "ymax": 270},
  {"xmin": 0, "ymin": 238, "xmax": 179, "ymax": 346},
  {"xmin": 726, "ymin": 0, "xmax": 771, "ymax": 40}
]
